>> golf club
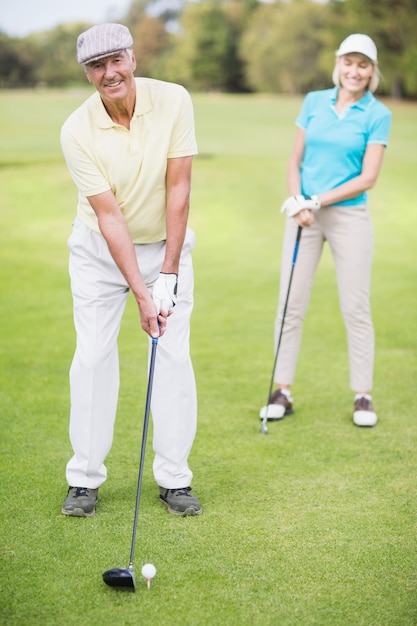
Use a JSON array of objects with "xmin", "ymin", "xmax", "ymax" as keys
[
  {"xmin": 260, "ymin": 225, "xmax": 302, "ymax": 434},
  {"xmin": 102, "ymin": 335, "xmax": 158, "ymax": 591}
]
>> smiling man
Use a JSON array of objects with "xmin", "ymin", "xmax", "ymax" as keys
[{"xmin": 60, "ymin": 23, "xmax": 202, "ymax": 518}]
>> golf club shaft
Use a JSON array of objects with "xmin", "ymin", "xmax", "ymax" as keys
[
  {"xmin": 128, "ymin": 336, "xmax": 158, "ymax": 567},
  {"xmin": 263, "ymin": 225, "xmax": 302, "ymax": 426}
]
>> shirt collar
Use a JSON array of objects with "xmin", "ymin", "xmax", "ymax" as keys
[
  {"xmin": 330, "ymin": 86, "xmax": 374, "ymax": 111},
  {"xmin": 93, "ymin": 78, "xmax": 152, "ymax": 128}
]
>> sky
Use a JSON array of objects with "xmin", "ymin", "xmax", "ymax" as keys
[
  {"xmin": 0, "ymin": 0, "xmax": 330, "ymax": 37},
  {"xmin": 0, "ymin": 0, "xmax": 133, "ymax": 38}
]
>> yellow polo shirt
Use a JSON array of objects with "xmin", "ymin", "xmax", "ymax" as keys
[{"xmin": 60, "ymin": 78, "xmax": 198, "ymax": 243}]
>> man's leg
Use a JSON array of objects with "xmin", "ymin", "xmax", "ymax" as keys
[
  {"xmin": 151, "ymin": 229, "xmax": 197, "ymax": 488},
  {"xmin": 64, "ymin": 221, "xmax": 129, "ymax": 510},
  {"xmin": 138, "ymin": 229, "xmax": 200, "ymax": 514}
]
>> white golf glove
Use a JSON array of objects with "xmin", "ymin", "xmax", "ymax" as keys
[
  {"xmin": 280, "ymin": 194, "xmax": 321, "ymax": 217},
  {"xmin": 152, "ymin": 272, "xmax": 178, "ymax": 314}
]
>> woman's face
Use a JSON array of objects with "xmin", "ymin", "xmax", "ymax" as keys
[{"xmin": 337, "ymin": 53, "xmax": 374, "ymax": 96}]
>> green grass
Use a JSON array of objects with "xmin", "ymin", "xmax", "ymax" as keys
[{"xmin": 1, "ymin": 88, "xmax": 416, "ymax": 626}]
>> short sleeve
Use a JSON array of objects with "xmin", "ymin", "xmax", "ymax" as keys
[
  {"xmin": 167, "ymin": 87, "xmax": 198, "ymax": 159},
  {"xmin": 295, "ymin": 92, "xmax": 314, "ymax": 131},
  {"xmin": 60, "ymin": 124, "xmax": 111, "ymax": 197},
  {"xmin": 367, "ymin": 104, "xmax": 392, "ymax": 147}
]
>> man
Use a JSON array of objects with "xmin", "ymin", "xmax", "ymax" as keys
[{"xmin": 60, "ymin": 23, "xmax": 201, "ymax": 517}]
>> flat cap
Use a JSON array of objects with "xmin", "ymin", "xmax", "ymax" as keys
[{"xmin": 77, "ymin": 23, "xmax": 133, "ymax": 65}]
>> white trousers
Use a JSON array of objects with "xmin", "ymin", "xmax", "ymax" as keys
[
  {"xmin": 274, "ymin": 206, "xmax": 374, "ymax": 391},
  {"xmin": 66, "ymin": 219, "xmax": 197, "ymax": 490}
]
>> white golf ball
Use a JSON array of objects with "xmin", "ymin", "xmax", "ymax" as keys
[{"xmin": 141, "ymin": 563, "xmax": 157, "ymax": 580}]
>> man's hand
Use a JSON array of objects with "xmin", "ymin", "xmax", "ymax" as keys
[
  {"xmin": 280, "ymin": 194, "xmax": 321, "ymax": 217},
  {"xmin": 152, "ymin": 272, "xmax": 178, "ymax": 315},
  {"xmin": 137, "ymin": 296, "xmax": 166, "ymax": 338}
]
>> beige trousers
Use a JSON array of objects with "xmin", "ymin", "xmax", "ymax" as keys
[{"xmin": 274, "ymin": 206, "xmax": 374, "ymax": 391}]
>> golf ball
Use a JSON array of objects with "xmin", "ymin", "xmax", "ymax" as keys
[{"xmin": 141, "ymin": 563, "xmax": 157, "ymax": 580}]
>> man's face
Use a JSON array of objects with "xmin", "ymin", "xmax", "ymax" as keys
[{"xmin": 85, "ymin": 50, "xmax": 136, "ymax": 104}]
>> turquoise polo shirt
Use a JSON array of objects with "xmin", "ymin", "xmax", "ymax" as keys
[{"xmin": 296, "ymin": 87, "xmax": 392, "ymax": 206}]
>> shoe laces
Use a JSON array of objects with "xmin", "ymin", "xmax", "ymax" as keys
[
  {"xmin": 70, "ymin": 487, "xmax": 89, "ymax": 497},
  {"xmin": 355, "ymin": 396, "xmax": 372, "ymax": 411},
  {"xmin": 270, "ymin": 389, "xmax": 292, "ymax": 403},
  {"xmin": 171, "ymin": 487, "xmax": 192, "ymax": 497}
]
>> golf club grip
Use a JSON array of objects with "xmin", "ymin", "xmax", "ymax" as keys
[
  {"xmin": 292, "ymin": 225, "xmax": 302, "ymax": 265},
  {"xmin": 147, "ymin": 338, "xmax": 158, "ymax": 404}
]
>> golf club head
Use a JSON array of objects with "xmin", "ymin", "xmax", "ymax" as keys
[
  {"xmin": 260, "ymin": 422, "xmax": 268, "ymax": 434},
  {"xmin": 259, "ymin": 406, "xmax": 268, "ymax": 434},
  {"xmin": 102, "ymin": 566, "xmax": 136, "ymax": 591}
]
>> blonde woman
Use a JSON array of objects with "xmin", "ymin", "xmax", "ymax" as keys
[{"xmin": 261, "ymin": 34, "xmax": 392, "ymax": 427}]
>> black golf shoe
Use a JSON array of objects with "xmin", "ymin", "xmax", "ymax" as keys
[
  {"xmin": 61, "ymin": 486, "xmax": 99, "ymax": 517},
  {"xmin": 159, "ymin": 486, "xmax": 202, "ymax": 516}
]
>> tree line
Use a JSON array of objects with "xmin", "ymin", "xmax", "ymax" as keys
[{"xmin": 1, "ymin": 0, "xmax": 416, "ymax": 98}]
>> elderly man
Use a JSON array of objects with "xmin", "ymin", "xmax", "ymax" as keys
[{"xmin": 60, "ymin": 23, "xmax": 201, "ymax": 517}]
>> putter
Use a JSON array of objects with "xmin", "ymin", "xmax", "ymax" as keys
[
  {"xmin": 260, "ymin": 225, "xmax": 302, "ymax": 434},
  {"xmin": 102, "ymin": 335, "xmax": 158, "ymax": 591}
]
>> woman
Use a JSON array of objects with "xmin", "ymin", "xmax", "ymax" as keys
[{"xmin": 260, "ymin": 34, "xmax": 392, "ymax": 427}]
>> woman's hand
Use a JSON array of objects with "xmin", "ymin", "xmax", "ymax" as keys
[{"xmin": 294, "ymin": 208, "xmax": 315, "ymax": 228}]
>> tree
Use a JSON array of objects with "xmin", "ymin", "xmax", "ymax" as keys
[
  {"xmin": 29, "ymin": 24, "xmax": 90, "ymax": 86},
  {"xmin": 131, "ymin": 16, "xmax": 170, "ymax": 78},
  {"xmin": 124, "ymin": 0, "xmax": 149, "ymax": 30},
  {"xmin": 167, "ymin": 0, "xmax": 246, "ymax": 91},
  {"xmin": 0, "ymin": 0, "xmax": 416, "ymax": 96},
  {"xmin": 0, "ymin": 34, "xmax": 44, "ymax": 87},
  {"xmin": 0, "ymin": 35, "xmax": 21, "ymax": 87},
  {"xmin": 327, "ymin": 0, "xmax": 417, "ymax": 98},
  {"xmin": 240, "ymin": 1, "xmax": 330, "ymax": 94}
]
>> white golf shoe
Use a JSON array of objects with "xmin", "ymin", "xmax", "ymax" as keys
[
  {"xmin": 259, "ymin": 388, "xmax": 294, "ymax": 421},
  {"xmin": 353, "ymin": 395, "xmax": 377, "ymax": 427}
]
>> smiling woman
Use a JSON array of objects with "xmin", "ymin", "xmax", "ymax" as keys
[{"xmin": 261, "ymin": 33, "xmax": 392, "ymax": 429}]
